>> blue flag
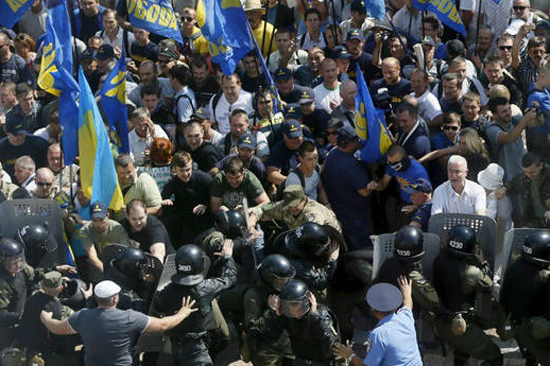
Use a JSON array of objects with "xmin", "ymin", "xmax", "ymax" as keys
[
  {"xmin": 100, "ymin": 48, "xmax": 129, "ymax": 154},
  {"xmin": 0, "ymin": 0, "xmax": 33, "ymax": 28},
  {"xmin": 37, "ymin": 0, "xmax": 80, "ymax": 165},
  {"xmin": 246, "ymin": 23, "xmax": 282, "ymax": 114},
  {"xmin": 355, "ymin": 64, "xmax": 392, "ymax": 164},
  {"xmin": 365, "ymin": 0, "xmax": 385, "ymax": 20},
  {"xmin": 125, "ymin": 0, "xmax": 183, "ymax": 44},
  {"xmin": 196, "ymin": 0, "xmax": 253, "ymax": 75},
  {"xmin": 413, "ymin": 0, "xmax": 466, "ymax": 35},
  {"xmin": 78, "ymin": 67, "xmax": 124, "ymax": 211}
]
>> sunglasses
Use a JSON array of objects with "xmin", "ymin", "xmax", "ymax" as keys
[
  {"xmin": 499, "ymin": 46, "xmax": 512, "ymax": 51},
  {"xmin": 36, "ymin": 182, "xmax": 53, "ymax": 186},
  {"xmin": 181, "ymin": 16, "xmax": 194, "ymax": 22},
  {"xmin": 513, "ymin": 5, "xmax": 527, "ymax": 10},
  {"xmin": 443, "ymin": 125, "xmax": 459, "ymax": 131}
]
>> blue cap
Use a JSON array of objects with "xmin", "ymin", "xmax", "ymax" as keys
[
  {"xmin": 284, "ymin": 104, "xmax": 302, "ymax": 119},
  {"xmin": 90, "ymin": 201, "xmax": 108, "ymax": 219},
  {"xmin": 298, "ymin": 88, "xmax": 315, "ymax": 104},
  {"xmin": 351, "ymin": 0, "xmax": 366, "ymax": 13},
  {"xmin": 347, "ymin": 28, "xmax": 364, "ymax": 41},
  {"xmin": 4, "ymin": 117, "xmax": 27, "ymax": 135},
  {"xmin": 333, "ymin": 46, "xmax": 351, "ymax": 60},
  {"xmin": 410, "ymin": 178, "xmax": 433, "ymax": 193},
  {"xmin": 97, "ymin": 44, "xmax": 114, "ymax": 60},
  {"xmin": 274, "ymin": 67, "xmax": 293, "ymax": 81},
  {"xmin": 282, "ymin": 119, "xmax": 303, "ymax": 139},
  {"xmin": 422, "ymin": 36, "xmax": 435, "ymax": 47},
  {"xmin": 238, "ymin": 133, "xmax": 256, "ymax": 149},
  {"xmin": 81, "ymin": 48, "xmax": 97, "ymax": 60},
  {"xmin": 366, "ymin": 283, "xmax": 403, "ymax": 312},
  {"xmin": 337, "ymin": 124, "xmax": 359, "ymax": 144}
]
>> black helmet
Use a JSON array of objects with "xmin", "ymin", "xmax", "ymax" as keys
[
  {"xmin": 259, "ymin": 254, "xmax": 296, "ymax": 291},
  {"xmin": 522, "ymin": 231, "xmax": 550, "ymax": 267},
  {"xmin": 113, "ymin": 247, "xmax": 149, "ymax": 278},
  {"xmin": 15, "ymin": 224, "xmax": 56, "ymax": 266},
  {"xmin": 279, "ymin": 280, "xmax": 310, "ymax": 318},
  {"xmin": 394, "ymin": 225, "xmax": 424, "ymax": 262},
  {"xmin": 446, "ymin": 225, "xmax": 476, "ymax": 258},
  {"xmin": 172, "ymin": 244, "xmax": 208, "ymax": 286},
  {"xmin": 60, "ymin": 278, "xmax": 88, "ymax": 310},
  {"xmin": 216, "ymin": 210, "xmax": 247, "ymax": 239},
  {"xmin": 0, "ymin": 238, "xmax": 25, "ymax": 272},
  {"xmin": 285, "ymin": 222, "xmax": 330, "ymax": 260}
]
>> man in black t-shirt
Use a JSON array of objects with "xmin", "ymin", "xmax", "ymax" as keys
[
  {"xmin": 371, "ymin": 57, "xmax": 411, "ymax": 108},
  {"xmin": 120, "ymin": 199, "xmax": 175, "ymax": 264},
  {"xmin": 181, "ymin": 121, "xmax": 223, "ymax": 176},
  {"xmin": 162, "ymin": 151, "xmax": 215, "ymax": 245},
  {"xmin": 274, "ymin": 67, "xmax": 308, "ymax": 104}
]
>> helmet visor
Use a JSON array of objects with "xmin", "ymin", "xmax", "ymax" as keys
[
  {"xmin": 272, "ymin": 275, "xmax": 295, "ymax": 292},
  {"xmin": 280, "ymin": 298, "xmax": 310, "ymax": 319}
]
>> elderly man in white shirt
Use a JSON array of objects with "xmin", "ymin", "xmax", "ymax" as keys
[
  {"xmin": 128, "ymin": 108, "xmax": 168, "ymax": 166},
  {"xmin": 431, "ymin": 155, "xmax": 487, "ymax": 216}
]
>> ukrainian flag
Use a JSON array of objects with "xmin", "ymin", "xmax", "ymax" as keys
[
  {"xmin": 37, "ymin": 0, "xmax": 79, "ymax": 165},
  {"xmin": 355, "ymin": 63, "xmax": 392, "ymax": 164},
  {"xmin": 78, "ymin": 67, "xmax": 124, "ymax": 211},
  {"xmin": 100, "ymin": 48, "xmax": 129, "ymax": 154},
  {"xmin": 196, "ymin": 0, "xmax": 253, "ymax": 74}
]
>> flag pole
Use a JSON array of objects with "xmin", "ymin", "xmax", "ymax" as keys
[
  {"xmin": 474, "ymin": 0, "xmax": 483, "ymax": 56},
  {"xmin": 265, "ymin": 0, "xmax": 282, "ymax": 69}
]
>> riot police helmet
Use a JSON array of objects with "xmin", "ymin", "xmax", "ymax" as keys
[
  {"xmin": 394, "ymin": 225, "xmax": 424, "ymax": 262},
  {"xmin": 172, "ymin": 244, "xmax": 207, "ymax": 286},
  {"xmin": 113, "ymin": 247, "xmax": 149, "ymax": 278},
  {"xmin": 285, "ymin": 222, "xmax": 330, "ymax": 260},
  {"xmin": 16, "ymin": 224, "xmax": 56, "ymax": 253},
  {"xmin": 522, "ymin": 231, "xmax": 550, "ymax": 267},
  {"xmin": 446, "ymin": 225, "xmax": 476, "ymax": 258},
  {"xmin": 215, "ymin": 210, "xmax": 247, "ymax": 239},
  {"xmin": 279, "ymin": 280, "xmax": 311, "ymax": 319},
  {"xmin": 0, "ymin": 238, "xmax": 26, "ymax": 273},
  {"xmin": 259, "ymin": 254, "xmax": 296, "ymax": 291}
]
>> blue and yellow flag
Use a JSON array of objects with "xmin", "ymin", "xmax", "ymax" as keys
[
  {"xmin": 196, "ymin": 0, "xmax": 253, "ymax": 74},
  {"xmin": 37, "ymin": 0, "xmax": 80, "ymax": 165},
  {"xmin": 365, "ymin": 0, "xmax": 385, "ymax": 20},
  {"xmin": 413, "ymin": 0, "xmax": 466, "ymax": 36},
  {"xmin": 125, "ymin": 0, "xmax": 183, "ymax": 43},
  {"xmin": 78, "ymin": 67, "xmax": 124, "ymax": 211},
  {"xmin": 355, "ymin": 63, "xmax": 392, "ymax": 164},
  {"xmin": 0, "ymin": 0, "xmax": 33, "ymax": 28},
  {"xmin": 100, "ymin": 48, "xmax": 129, "ymax": 154}
]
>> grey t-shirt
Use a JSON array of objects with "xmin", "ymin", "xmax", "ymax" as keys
[
  {"xmin": 485, "ymin": 117, "xmax": 525, "ymax": 183},
  {"xmin": 68, "ymin": 307, "xmax": 149, "ymax": 366},
  {"xmin": 285, "ymin": 168, "xmax": 320, "ymax": 201}
]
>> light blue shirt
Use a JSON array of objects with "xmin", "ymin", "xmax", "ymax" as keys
[{"xmin": 364, "ymin": 306, "xmax": 423, "ymax": 366}]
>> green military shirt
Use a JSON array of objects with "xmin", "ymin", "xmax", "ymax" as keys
[
  {"xmin": 122, "ymin": 172, "xmax": 162, "ymax": 208},
  {"xmin": 211, "ymin": 170, "xmax": 266, "ymax": 209},
  {"xmin": 506, "ymin": 167, "xmax": 550, "ymax": 227},
  {"xmin": 80, "ymin": 219, "xmax": 130, "ymax": 254},
  {"xmin": 250, "ymin": 198, "xmax": 341, "ymax": 232}
]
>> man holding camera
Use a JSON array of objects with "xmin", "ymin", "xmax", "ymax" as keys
[{"xmin": 525, "ymin": 65, "xmax": 550, "ymax": 163}]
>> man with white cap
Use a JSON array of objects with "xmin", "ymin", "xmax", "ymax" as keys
[
  {"xmin": 40, "ymin": 280, "xmax": 197, "ymax": 366},
  {"xmin": 333, "ymin": 276, "xmax": 422, "ymax": 365}
]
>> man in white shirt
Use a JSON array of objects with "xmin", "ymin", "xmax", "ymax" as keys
[
  {"xmin": 208, "ymin": 74, "xmax": 253, "ymax": 135},
  {"xmin": 14, "ymin": 155, "xmax": 37, "ymax": 195},
  {"xmin": 313, "ymin": 58, "xmax": 342, "ymax": 113},
  {"xmin": 431, "ymin": 155, "xmax": 487, "ymax": 215},
  {"xmin": 392, "ymin": 0, "xmax": 423, "ymax": 41},
  {"xmin": 128, "ymin": 108, "xmax": 169, "ymax": 166},
  {"xmin": 409, "ymin": 68, "xmax": 442, "ymax": 126}
]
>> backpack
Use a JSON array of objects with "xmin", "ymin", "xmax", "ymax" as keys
[
  {"xmin": 274, "ymin": 165, "xmax": 321, "ymax": 201},
  {"xmin": 175, "ymin": 93, "xmax": 196, "ymax": 122}
]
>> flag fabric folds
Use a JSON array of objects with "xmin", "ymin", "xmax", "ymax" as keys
[
  {"xmin": 412, "ymin": 0, "xmax": 466, "ymax": 35},
  {"xmin": 78, "ymin": 67, "xmax": 124, "ymax": 211},
  {"xmin": 0, "ymin": 0, "xmax": 34, "ymax": 28},
  {"xmin": 124, "ymin": 0, "xmax": 183, "ymax": 43},
  {"xmin": 365, "ymin": 0, "xmax": 386, "ymax": 20},
  {"xmin": 37, "ymin": 0, "xmax": 80, "ymax": 165},
  {"xmin": 196, "ymin": 0, "xmax": 253, "ymax": 74},
  {"xmin": 100, "ymin": 48, "xmax": 130, "ymax": 154},
  {"xmin": 355, "ymin": 63, "xmax": 392, "ymax": 164}
]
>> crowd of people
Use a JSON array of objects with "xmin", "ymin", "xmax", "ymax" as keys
[{"xmin": 0, "ymin": 0, "xmax": 550, "ymax": 364}]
